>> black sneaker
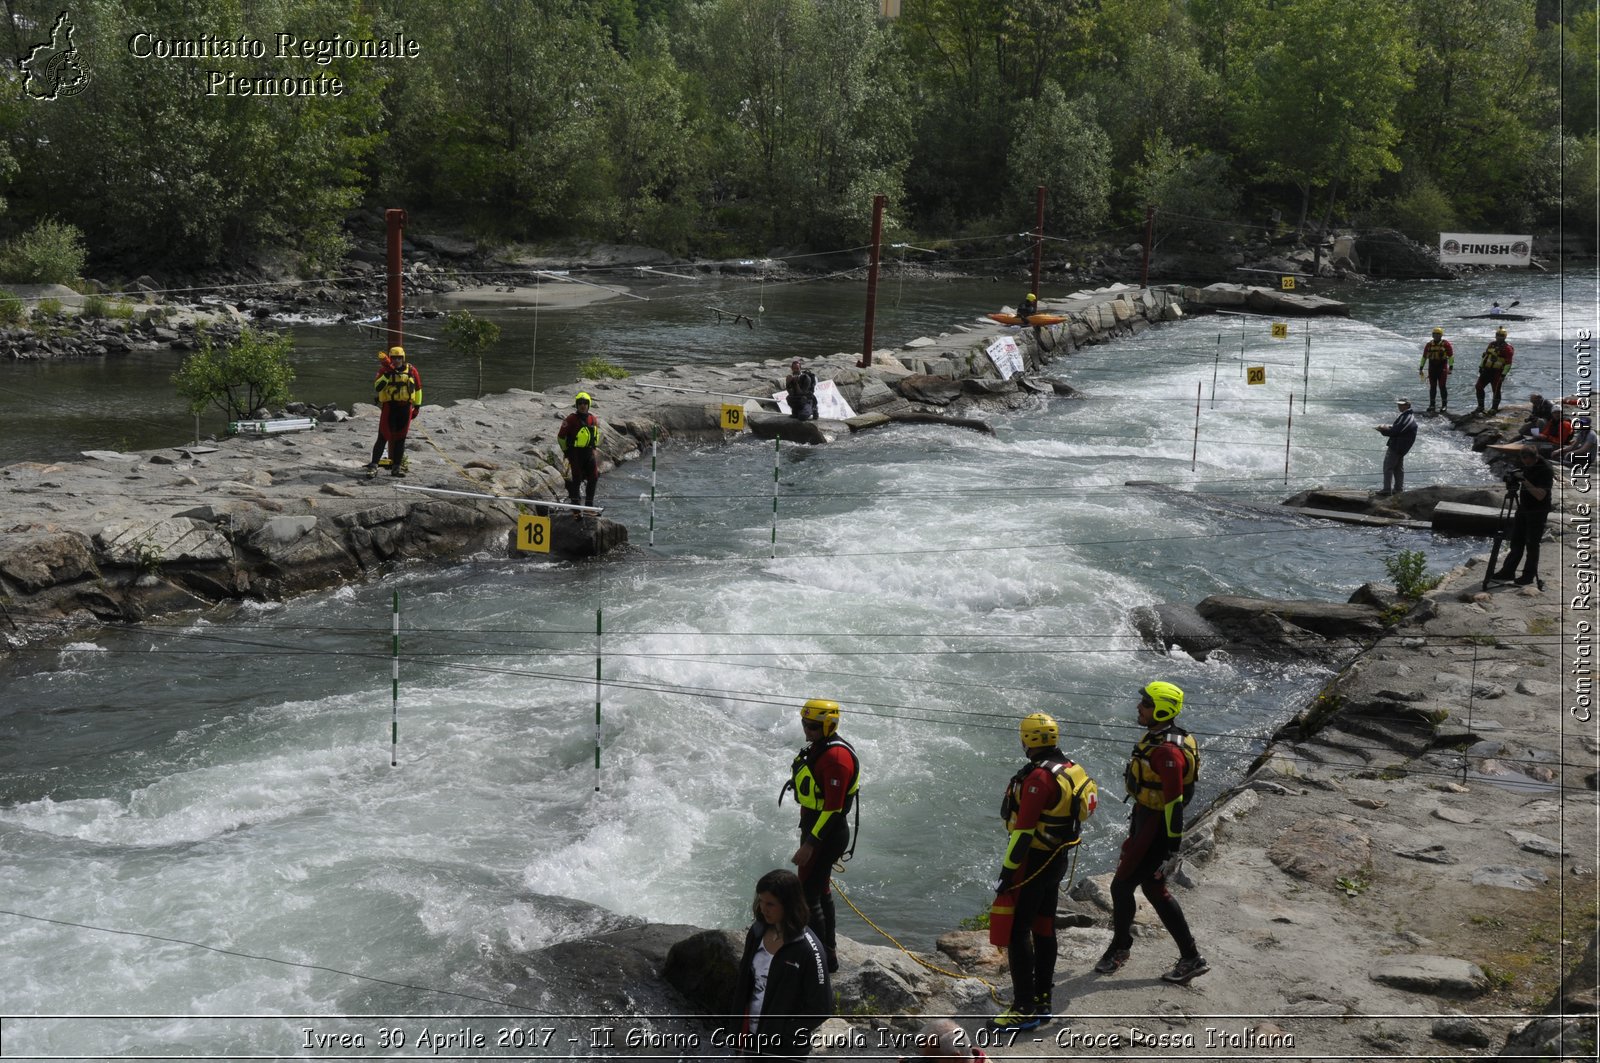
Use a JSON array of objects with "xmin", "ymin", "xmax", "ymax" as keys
[
  {"xmin": 1094, "ymin": 948, "xmax": 1129, "ymax": 975},
  {"xmin": 1160, "ymin": 955, "xmax": 1210, "ymax": 984},
  {"xmin": 1514, "ymin": 574, "xmax": 1538, "ymax": 586},
  {"xmin": 1034, "ymin": 993, "xmax": 1054, "ymax": 1024}
]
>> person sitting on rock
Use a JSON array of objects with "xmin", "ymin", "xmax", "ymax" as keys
[
  {"xmin": 1552, "ymin": 416, "xmax": 1595, "ymax": 467},
  {"xmin": 1515, "ymin": 393, "xmax": 1555, "ymax": 438},
  {"xmin": 785, "ymin": 359, "xmax": 818, "ymax": 421}
]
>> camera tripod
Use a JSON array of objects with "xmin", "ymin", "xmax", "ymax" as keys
[
  {"xmin": 1482, "ymin": 478, "xmax": 1543, "ymax": 590},
  {"xmin": 1482, "ymin": 480, "xmax": 1519, "ymax": 590}
]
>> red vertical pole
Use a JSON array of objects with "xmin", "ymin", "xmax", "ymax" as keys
[
  {"xmin": 1032, "ymin": 185, "xmax": 1045, "ymax": 296},
  {"xmin": 1284, "ymin": 391, "xmax": 1294, "ymax": 485},
  {"xmin": 1141, "ymin": 205, "xmax": 1154, "ymax": 288},
  {"xmin": 859, "ymin": 194, "xmax": 885, "ymax": 368},
  {"xmin": 1192, "ymin": 380, "xmax": 1201, "ymax": 471},
  {"xmin": 386, "ymin": 208, "xmax": 407, "ymax": 348}
]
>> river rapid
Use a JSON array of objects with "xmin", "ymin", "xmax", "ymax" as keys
[{"xmin": 0, "ymin": 271, "xmax": 1586, "ymax": 1056}]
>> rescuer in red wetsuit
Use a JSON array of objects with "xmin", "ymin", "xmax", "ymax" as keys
[
  {"xmin": 989, "ymin": 712, "xmax": 1097, "ymax": 1031},
  {"xmin": 1418, "ymin": 327, "xmax": 1453, "ymax": 411},
  {"xmin": 1094, "ymin": 681, "xmax": 1209, "ymax": 986},
  {"xmin": 1475, "ymin": 327, "xmax": 1515, "ymax": 413},
  {"xmin": 556, "ymin": 392, "xmax": 601, "ymax": 510},
  {"xmin": 782, "ymin": 699, "xmax": 860, "ymax": 975},
  {"xmin": 367, "ymin": 347, "xmax": 421, "ymax": 477}
]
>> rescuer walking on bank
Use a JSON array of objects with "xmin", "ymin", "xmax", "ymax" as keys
[
  {"xmin": 1095, "ymin": 681, "xmax": 1209, "ymax": 985},
  {"xmin": 781, "ymin": 699, "xmax": 860, "ymax": 974},
  {"xmin": 989, "ymin": 712, "xmax": 1098, "ymax": 1031}
]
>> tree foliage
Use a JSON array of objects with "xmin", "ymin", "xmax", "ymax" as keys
[
  {"xmin": 443, "ymin": 309, "xmax": 502, "ymax": 399},
  {"xmin": 0, "ymin": 0, "xmax": 1582, "ymax": 268},
  {"xmin": 0, "ymin": 218, "xmax": 87, "ymax": 284},
  {"xmin": 172, "ymin": 327, "xmax": 296, "ymax": 418}
]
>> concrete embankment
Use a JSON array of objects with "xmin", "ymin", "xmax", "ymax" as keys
[{"xmin": 0, "ymin": 280, "xmax": 1276, "ymax": 649}]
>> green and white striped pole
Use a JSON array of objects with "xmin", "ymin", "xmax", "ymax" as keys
[
  {"xmin": 770, "ymin": 437, "xmax": 780, "ymax": 559},
  {"xmin": 1302, "ymin": 320, "xmax": 1311, "ymax": 413},
  {"xmin": 649, "ymin": 427, "xmax": 659, "ymax": 547},
  {"xmin": 594, "ymin": 607, "xmax": 603, "ymax": 792},
  {"xmin": 390, "ymin": 590, "xmax": 400, "ymax": 767}
]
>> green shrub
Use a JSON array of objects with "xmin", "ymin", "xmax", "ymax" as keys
[
  {"xmin": 577, "ymin": 356, "xmax": 630, "ymax": 380},
  {"xmin": 110, "ymin": 299, "xmax": 137, "ymax": 320},
  {"xmin": 0, "ymin": 289, "xmax": 22, "ymax": 325},
  {"xmin": 0, "ymin": 218, "xmax": 88, "ymax": 285},
  {"xmin": 1383, "ymin": 549, "xmax": 1442, "ymax": 599},
  {"xmin": 172, "ymin": 327, "xmax": 296, "ymax": 417},
  {"xmin": 34, "ymin": 297, "xmax": 62, "ymax": 320},
  {"xmin": 81, "ymin": 294, "xmax": 109, "ymax": 318},
  {"xmin": 1383, "ymin": 181, "xmax": 1458, "ymax": 245},
  {"xmin": 443, "ymin": 308, "xmax": 502, "ymax": 398}
]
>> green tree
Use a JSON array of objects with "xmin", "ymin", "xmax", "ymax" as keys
[
  {"xmin": 1394, "ymin": 0, "xmax": 1546, "ymax": 228},
  {"xmin": 1132, "ymin": 136, "xmax": 1241, "ymax": 248},
  {"xmin": 442, "ymin": 309, "xmax": 502, "ymax": 399},
  {"xmin": 7, "ymin": 0, "xmax": 384, "ymax": 268},
  {"xmin": 1006, "ymin": 81, "xmax": 1111, "ymax": 236},
  {"xmin": 1231, "ymin": 0, "xmax": 1416, "ymax": 240},
  {"xmin": 0, "ymin": 218, "xmax": 87, "ymax": 284},
  {"xmin": 684, "ymin": 0, "xmax": 910, "ymax": 246},
  {"xmin": 1085, "ymin": 0, "xmax": 1223, "ymax": 175},
  {"xmin": 173, "ymin": 328, "xmax": 296, "ymax": 419}
]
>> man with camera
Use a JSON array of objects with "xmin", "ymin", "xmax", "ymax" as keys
[{"xmin": 1492, "ymin": 444, "xmax": 1554, "ymax": 587}]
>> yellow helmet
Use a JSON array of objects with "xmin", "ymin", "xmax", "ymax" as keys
[
  {"xmin": 1020, "ymin": 711, "xmax": 1059, "ymax": 749},
  {"xmin": 575, "ymin": 392, "xmax": 592, "ymax": 405},
  {"xmin": 1495, "ymin": 327, "xmax": 1507, "ymax": 338},
  {"xmin": 389, "ymin": 346, "xmax": 406, "ymax": 362},
  {"xmin": 1140, "ymin": 681, "xmax": 1185, "ymax": 722},
  {"xmin": 1431, "ymin": 327, "xmax": 1443, "ymax": 336},
  {"xmin": 800, "ymin": 699, "xmax": 841, "ymax": 737}
]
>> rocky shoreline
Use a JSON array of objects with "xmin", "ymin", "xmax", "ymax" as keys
[
  {"xmin": 529, "ymin": 422, "xmax": 1595, "ymax": 1061},
  {"xmin": 0, "ymin": 223, "xmax": 1457, "ymax": 362},
  {"xmin": 3, "ymin": 275, "xmax": 1593, "ymax": 1059},
  {"xmin": 0, "ymin": 280, "xmax": 1346, "ymax": 650}
]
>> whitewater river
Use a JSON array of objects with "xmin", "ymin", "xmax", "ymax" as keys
[{"xmin": 0, "ymin": 270, "xmax": 1587, "ymax": 1056}]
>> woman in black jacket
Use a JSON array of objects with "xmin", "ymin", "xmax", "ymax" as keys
[{"xmin": 732, "ymin": 869, "xmax": 832, "ymax": 1057}]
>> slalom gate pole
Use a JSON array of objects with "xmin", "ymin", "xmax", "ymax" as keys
[
  {"xmin": 1284, "ymin": 392, "xmax": 1294, "ymax": 485},
  {"xmin": 531, "ymin": 283, "xmax": 540, "ymax": 390},
  {"xmin": 649, "ymin": 427, "xmax": 659, "ymax": 548},
  {"xmin": 1192, "ymin": 381, "xmax": 1201, "ymax": 471},
  {"xmin": 390, "ymin": 590, "xmax": 400, "ymax": 767},
  {"xmin": 771, "ymin": 437, "xmax": 780, "ymax": 559},
  {"xmin": 1302, "ymin": 321, "xmax": 1311, "ymax": 413},
  {"xmin": 594, "ymin": 608, "xmax": 603, "ymax": 793},
  {"xmin": 1238, "ymin": 315, "xmax": 1246, "ymax": 377},
  {"xmin": 1211, "ymin": 333, "xmax": 1221, "ymax": 409}
]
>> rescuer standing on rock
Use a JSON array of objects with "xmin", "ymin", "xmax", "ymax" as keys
[
  {"xmin": 781, "ymin": 699, "xmax": 860, "ymax": 975},
  {"xmin": 989, "ymin": 711, "xmax": 1097, "ymax": 1031},
  {"xmin": 1095, "ymin": 681, "xmax": 1209, "ymax": 986},
  {"xmin": 1475, "ymin": 327, "xmax": 1515, "ymax": 413},
  {"xmin": 1418, "ymin": 327, "xmax": 1453, "ymax": 412},
  {"xmin": 557, "ymin": 392, "xmax": 601, "ymax": 511},
  {"xmin": 367, "ymin": 347, "xmax": 421, "ymax": 478}
]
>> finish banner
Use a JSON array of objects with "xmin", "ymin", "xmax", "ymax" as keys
[{"xmin": 1439, "ymin": 233, "xmax": 1532, "ymax": 266}]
